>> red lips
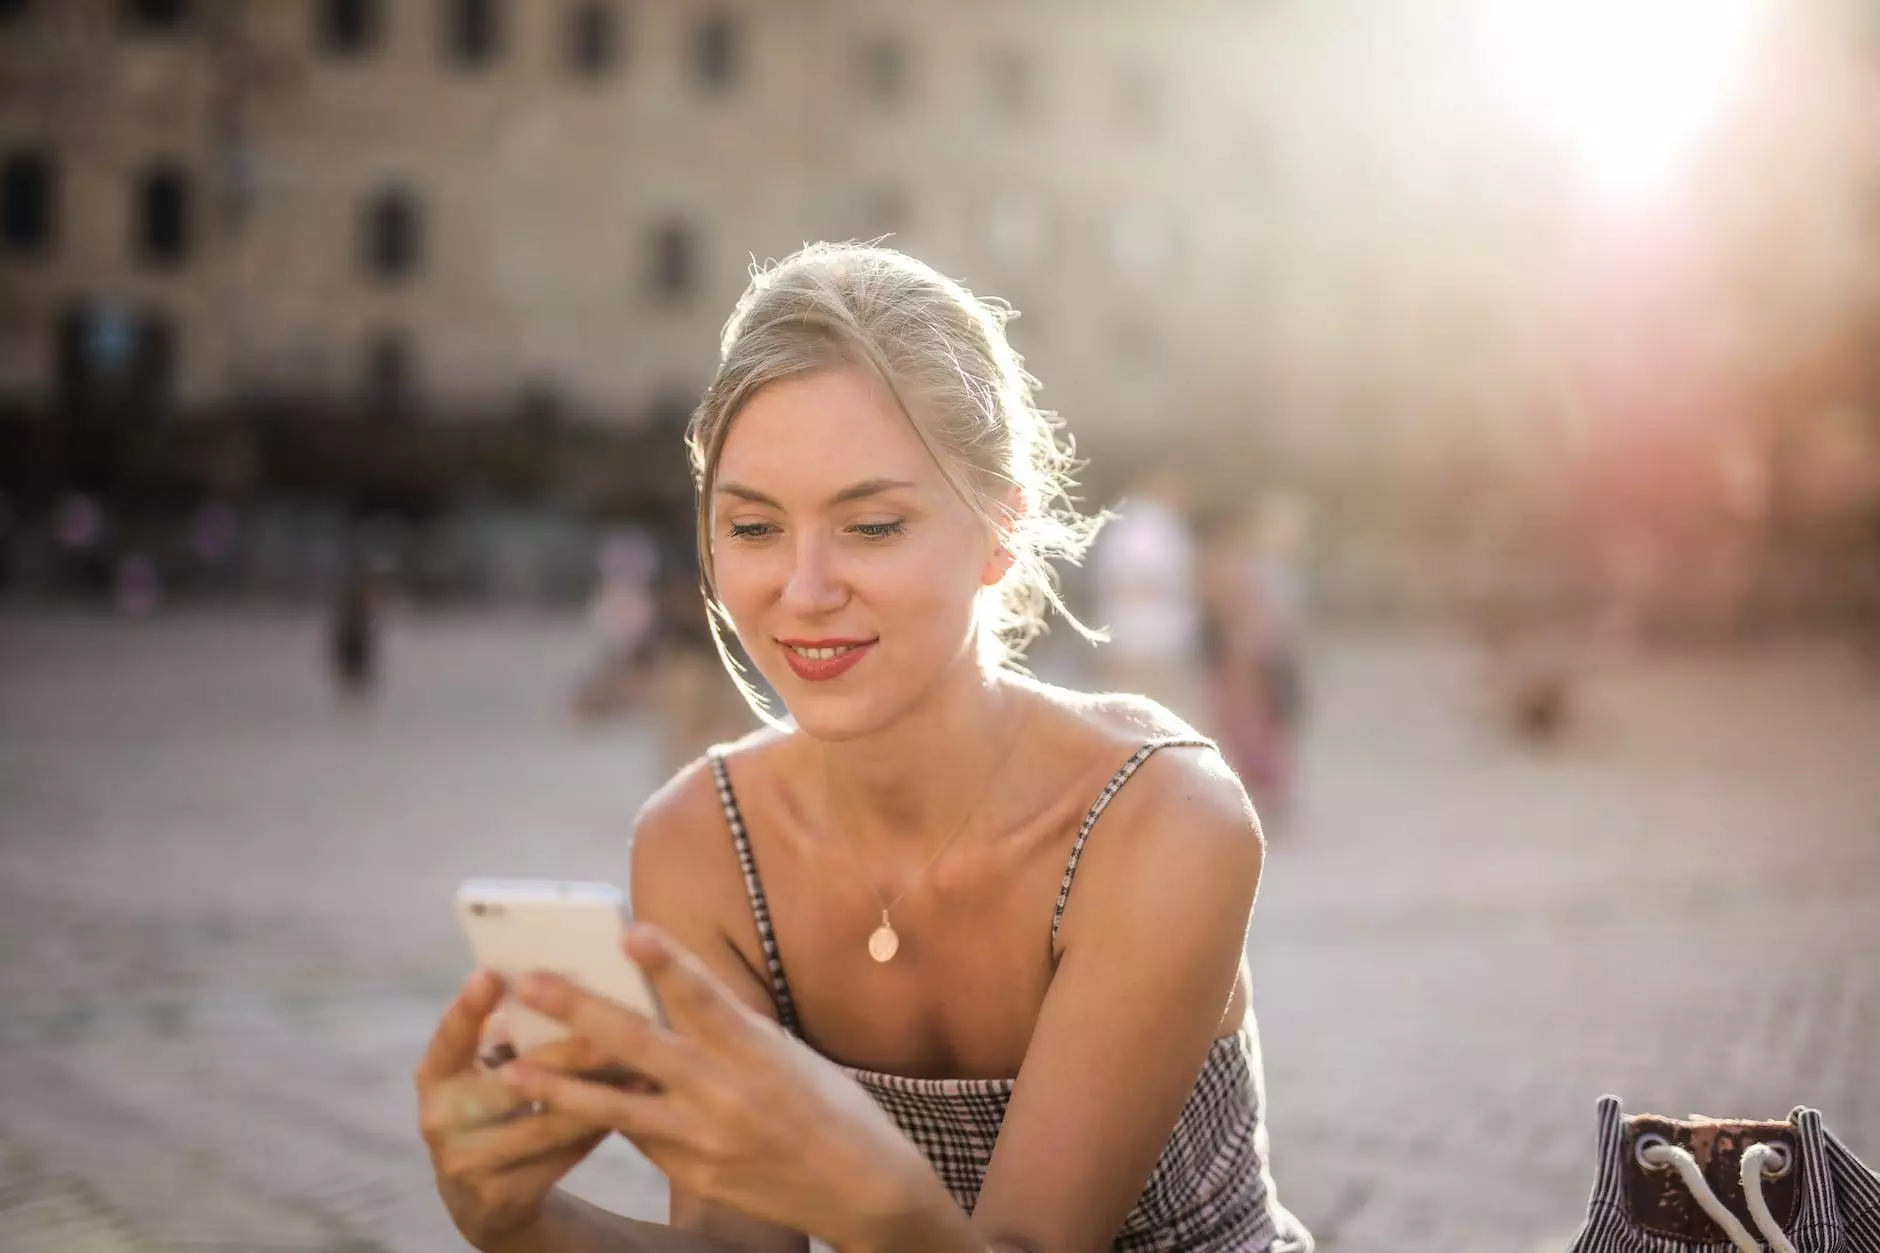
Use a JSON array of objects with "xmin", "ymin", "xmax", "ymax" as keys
[{"xmin": 777, "ymin": 639, "xmax": 877, "ymax": 683}]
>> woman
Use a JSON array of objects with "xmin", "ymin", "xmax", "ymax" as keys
[{"xmin": 416, "ymin": 244, "xmax": 1312, "ymax": 1253}]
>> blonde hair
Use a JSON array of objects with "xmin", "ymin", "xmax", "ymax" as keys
[{"xmin": 687, "ymin": 241, "xmax": 1105, "ymax": 721}]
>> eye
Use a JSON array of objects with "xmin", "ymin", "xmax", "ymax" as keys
[
  {"xmin": 728, "ymin": 522, "xmax": 776, "ymax": 540},
  {"xmin": 850, "ymin": 520, "xmax": 907, "ymax": 540}
]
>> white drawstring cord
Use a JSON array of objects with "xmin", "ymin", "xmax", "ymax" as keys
[
  {"xmin": 1638, "ymin": 1139, "xmax": 1796, "ymax": 1253},
  {"xmin": 1740, "ymin": 1143, "xmax": 1798, "ymax": 1253}
]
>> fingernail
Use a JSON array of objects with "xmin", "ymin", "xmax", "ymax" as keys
[
  {"xmin": 462, "ymin": 969, "xmax": 488, "ymax": 996},
  {"xmin": 516, "ymin": 973, "xmax": 555, "ymax": 1003}
]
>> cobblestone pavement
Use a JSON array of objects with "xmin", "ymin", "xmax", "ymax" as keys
[{"xmin": 2, "ymin": 610, "xmax": 1876, "ymax": 1253}]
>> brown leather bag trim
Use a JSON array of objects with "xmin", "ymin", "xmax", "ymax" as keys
[{"xmin": 1623, "ymin": 1114, "xmax": 1801, "ymax": 1242}]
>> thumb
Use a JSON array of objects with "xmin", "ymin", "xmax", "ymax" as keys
[{"xmin": 623, "ymin": 922, "xmax": 674, "ymax": 972}]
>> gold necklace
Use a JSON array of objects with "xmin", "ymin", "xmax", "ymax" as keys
[{"xmin": 829, "ymin": 703, "xmax": 1033, "ymax": 964}]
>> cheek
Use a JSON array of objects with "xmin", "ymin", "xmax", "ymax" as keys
[
  {"xmin": 709, "ymin": 550, "xmax": 773, "ymax": 633},
  {"xmin": 868, "ymin": 534, "xmax": 987, "ymax": 631}
]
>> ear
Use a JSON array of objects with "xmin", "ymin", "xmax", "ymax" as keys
[
  {"xmin": 981, "ymin": 542, "xmax": 1017, "ymax": 587},
  {"xmin": 979, "ymin": 491, "xmax": 1026, "ymax": 587}
]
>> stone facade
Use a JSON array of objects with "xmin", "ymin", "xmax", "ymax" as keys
[
  {"xmin": 2, "ymin": 0, "xmax": 1875, "ymax": 528},
  {"xmin": 0, "ymin": 0, "xmax": 1284, "ymax": 438}
]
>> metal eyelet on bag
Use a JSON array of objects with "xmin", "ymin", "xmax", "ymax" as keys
[
  {"xmin": 1635, "ymin": 1132, "xmax": 1671, "ymax": 1171},
  {"xmin": 1755, "ymin": 1142, "xmax": 1793, "ymax": 1179}
]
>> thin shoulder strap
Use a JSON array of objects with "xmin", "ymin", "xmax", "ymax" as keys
[
  {"xmin": 707, "ymin": 750, "xmax": 804, "ymax": 1037},
  {"xmin": 1052, "ymin": 737, "xmax": 1216, "ymax": 948}
]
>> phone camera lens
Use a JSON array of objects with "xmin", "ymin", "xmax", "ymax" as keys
[{"xmin": 470, "ymin": 902, "xmax": 487, "ymax": 917}]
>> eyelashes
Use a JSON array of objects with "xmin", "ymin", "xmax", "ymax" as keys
[
  {"xmin": 850, "ymin": 521, "xmax": 906, "ymax": 539},
  {"xmin": 725, "ymin": 520, "xmax": 907, "ymax": 542}
]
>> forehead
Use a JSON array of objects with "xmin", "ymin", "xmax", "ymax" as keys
[{"xmin": 717, "ymin": 366, "xmax": 942, "ymax": 497}]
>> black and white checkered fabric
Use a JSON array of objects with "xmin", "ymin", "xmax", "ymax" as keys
[
  {"xmin": 1567, "ymin": 1096, "xmax": 1880, "ymax": 1252},
  {"xmin": 708, "ymin": 740, "xmax": 1314, "ymax": 1252}
]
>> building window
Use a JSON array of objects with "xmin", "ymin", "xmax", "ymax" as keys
[
  {"xmin": 363, "ymin": 186, "xmax": 422, "ymax": 282},
  {"xmin": 136, "ymin": 163, "xmax": 191, "ymax": 267},
  {"xmin": 55, "ymin": 301, "xmax": 177, "ymax": 413},
  {"xmin": 136, "ymin": 310, "xmax": 178, "ymax": 403},
  {"xmin": 447, "ymin": 0, "xmax": 502, "ymax": 68},
  {"xmin": 568, "ymin": 1, "xmax": 617, "ymax": 79},
  {"xmin": 694, "ymin": 11, "xmax": 738, "ymax": 94},
  {"xmin": 320, "ymin": 0, "xmax": 380, "ymax": 56},
  {"xmin": 650, "ymin": 220, "xmax": 696, "ymax": 300},
  {"xmin": 365, "ymin": 329, "xmax": 414, "ymax": 412},
  {"xmin": 118, "ymin": 0, "xmax": 189, "ymax": 34},
  {"xmin": 2, "ymin": 151, "xmax": 53, "ymax": 255},
  {"xmin": 855, "ymin": 33, "xmax": 906, "ymax": 105},
  {"xmin": 986, "ymin": 45, "xmax": 1035, "ymax": 119}
]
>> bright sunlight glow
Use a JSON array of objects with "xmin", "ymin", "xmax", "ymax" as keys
[{"xmin": 1480, "ymin": 0, "xmax": 1771, "ymax": 212}]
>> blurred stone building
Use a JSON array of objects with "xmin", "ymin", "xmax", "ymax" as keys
[{"xmin": 0, "ymin": 0, "xmax": 1286, "ymax": 445}]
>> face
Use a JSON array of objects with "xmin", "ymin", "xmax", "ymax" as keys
[{"xmin": 709, "ymin": 365, "xmax": 1010, "ymax": 740}]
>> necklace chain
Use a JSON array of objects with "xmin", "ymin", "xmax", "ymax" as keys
[{"xmin": 827, "ymin": 700, "xmax": 1033, "ymax": 960}]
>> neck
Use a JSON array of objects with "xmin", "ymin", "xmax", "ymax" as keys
[{"xmin": 812, "ymin": 651, "xmax": 1029, "ymax": 858}]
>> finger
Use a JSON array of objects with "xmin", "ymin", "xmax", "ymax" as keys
[
  {"xmin": 421, "ymin": 1069, "xmax": 532, "ymax": 1140},
  {"xmin": 515, "ymin": 1035, "xmax": 609, "ymax": 1074},
  {"xmin": 418, "ymin": 970, "xmax": 505, "ymax": 1086},
  {"xmin": 517, "ymin": 1037, "xmax": 654, "ymax": 1087},
  {"xmin": 512, "ymin": 972, "xmax": 695, "ymax": 1089},
  {"xmin": 501, "ymin": 1061, "xmax": 686, "ymax": 1145},
  {"xmin": 438, "ymin": 1105, "xmax": 607, "ymax": 1179},
  {"xmin": 623, "ymin": 924, "xmax": 749, "ymax": 1040},
  {"xmin": 486, "ymin": 1034, "xmax": 652, "ymax": 1088}
]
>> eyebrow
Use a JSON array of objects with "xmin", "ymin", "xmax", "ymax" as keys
[{"xmin": 715, "ymin": 478, "xmax": 918, "ymax": 510}]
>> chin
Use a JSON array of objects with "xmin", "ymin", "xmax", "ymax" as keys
[{"xmin": 778, "ymin": 688, "xmax": 902, "ymax": 742}]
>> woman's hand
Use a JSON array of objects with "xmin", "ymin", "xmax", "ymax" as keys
[
  {"xmin": 415, "ymin": 971, "xmax": 615, "ymax": 1250},
  {"xmin": 497, "ymin": 925, "xmax": 955, "ymax": 1252}
]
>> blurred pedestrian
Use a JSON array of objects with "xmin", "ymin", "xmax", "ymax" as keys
[
  {"xmin": 1201, "ymin": 494, "xmax": 1312, "ymax": 818},
  {"xmin": 1089, "ymin": 467, "xmax": 1206, "ymax": 726},
  {"xmin": 112, "ymin": 552, "xmax": 163, "ymax": 618},
  {"xmin": 329, "ymin": 560, "xmax": 379, "ymax": 703},
  {"xmin": 1472, "ymin": 510, "xmax": 1580, "ymax": 746},
  {"xmin": 571, "ymin": 526, "xmax": 660, "ymax": 723}
]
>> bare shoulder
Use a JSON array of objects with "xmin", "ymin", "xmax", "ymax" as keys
[
  {"xmin": 1038, "ymin": 686, "xmax": 1264, "ymax": 940},
  {"xmin": 629, "ymin": 726, "xmax": 787, "ymax": 917},
  {"xmin": 1092, "ymin": 737, "xmax": 1262, "ymax": 868},
  {"xmin": 630, "ymin": 728, "xmax": 797, "ymax": 1021},
  {"xmin": 1066, "ymin": 684, "xmax": 1209, "ymax": 747}
]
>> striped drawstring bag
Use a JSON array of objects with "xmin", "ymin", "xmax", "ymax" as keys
[{"xmin": 1568, "ymin": 1096, "xmax": 1880, "ymax": 1252}]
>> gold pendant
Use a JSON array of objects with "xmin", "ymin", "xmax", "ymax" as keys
[{"xmin": 868, "ymin": 912, "xmax": 900, "ymax": 963}]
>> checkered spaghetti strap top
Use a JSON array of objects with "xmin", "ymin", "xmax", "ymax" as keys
[{"xmin": 707, "ymin": 739, "xmax": 1314, "ymax": 1253}]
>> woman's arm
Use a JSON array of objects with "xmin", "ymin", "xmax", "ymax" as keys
[
  {"xmin": 487, "ymin": 1191, "xmax": 755, "ymax": 1253},
  {"xmin": 627, "ymin": 762, "xmax": 813, "ymax": 1253},
  {"xmin": 967, "ymin": 746, "xmax": 1265, "ymax": 1253}
]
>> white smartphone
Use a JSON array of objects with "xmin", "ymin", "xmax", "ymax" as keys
[{"xmin": 454, "ymin": 878, "xmax": 663, "ymax": 1056}]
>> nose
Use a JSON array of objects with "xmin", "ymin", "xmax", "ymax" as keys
[{"xmin": 779, "ymin": 534, "xmax": 849, "ymax": 618}]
